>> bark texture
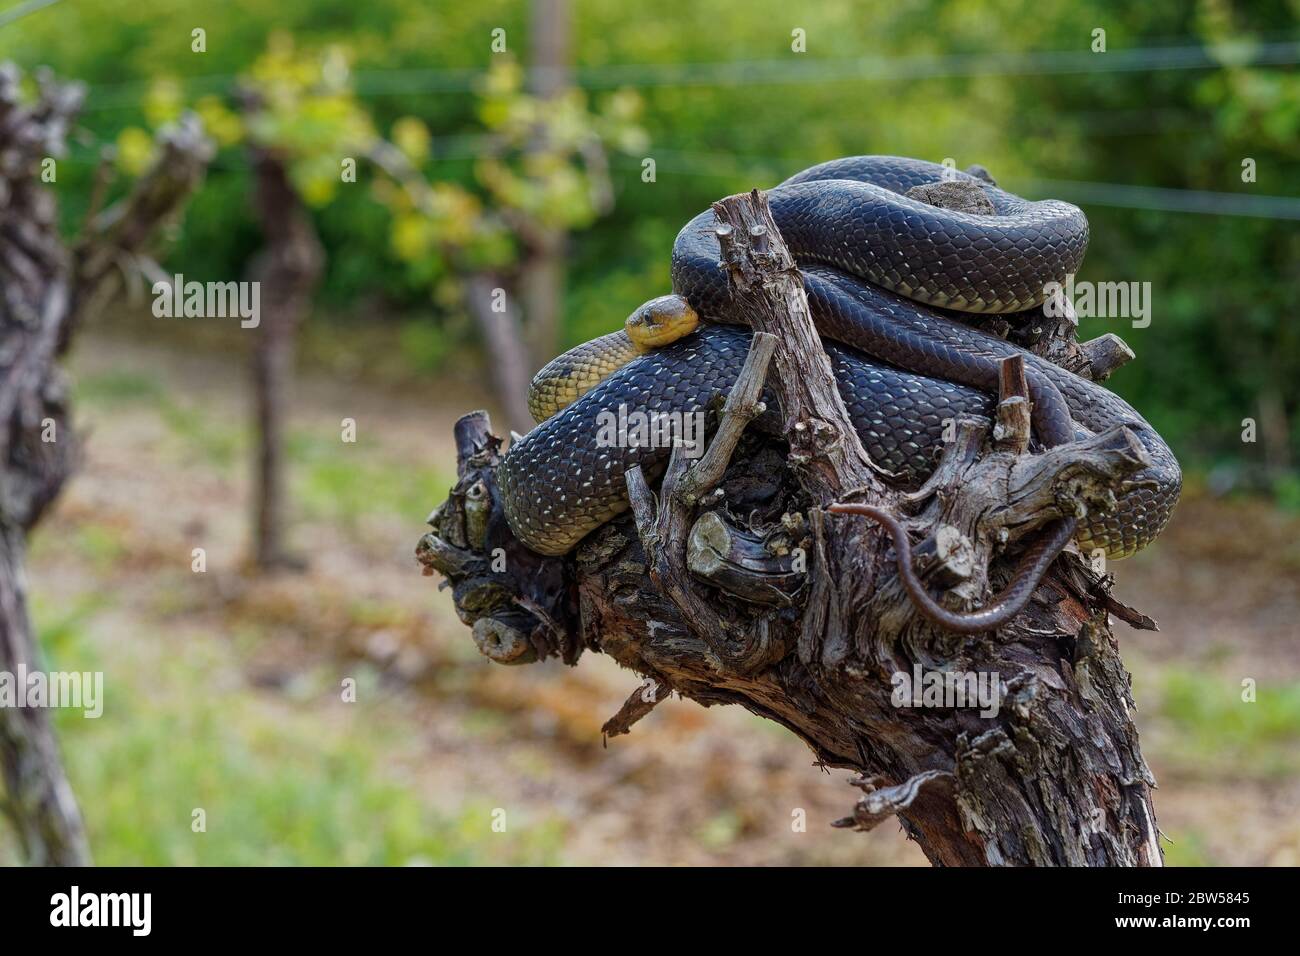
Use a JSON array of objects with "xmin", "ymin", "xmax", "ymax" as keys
[
  {"xmin": 0, "ymin": 64, "xmax": 212, "ymax": 864},
  {"xmin": 465, "ymin": 273, "xmax": 535, "ymax": 433},
  {"xmin": 246, "ymin": 146, "xmax": 324, "ymax": 571},
  {"xmin": 417, "ymin": 189, "xmax": 1164, "ymax": 867}
]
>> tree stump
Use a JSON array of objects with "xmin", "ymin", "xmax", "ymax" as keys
[{"xmin": 417, "ymin": 188, "xmax": 1163, "ymax": 867}]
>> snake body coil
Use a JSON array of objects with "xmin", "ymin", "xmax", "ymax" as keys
[{"xmin": 498, "ymin": 156, "xmax": 1180, "ymax": 569}]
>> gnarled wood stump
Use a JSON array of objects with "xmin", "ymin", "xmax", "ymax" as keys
[{"xmin": 417, "ymin": 189, "xmax": 1162, "ymax": 867}]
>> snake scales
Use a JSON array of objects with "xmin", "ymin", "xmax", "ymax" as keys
[{"xmin": 497, "ymin": 157, "xmax": 1181, "ymax": 607}]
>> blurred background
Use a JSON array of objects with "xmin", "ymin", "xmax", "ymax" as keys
[{"xmin": 0, "ymin": 0, "xmax": 1297, "ymax": 865}]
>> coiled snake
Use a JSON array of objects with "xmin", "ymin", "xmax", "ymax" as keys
[{"xmin": 496, "ymin": 156, "xmax": 1181, "ymax": 630}]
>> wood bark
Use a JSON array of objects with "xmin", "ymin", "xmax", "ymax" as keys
[
  {"xmin": 246, "ymin": 147, "xmax": 324, "ymax": 570},
  {"xmin": 417, "ymin": 188, "xmax": 1164, "ymax": 867},
  {"xmin": 0, "ymin": 65, "xmax": 212, "ymax": 864},
  {"xmin": 465, "ymin": 274, "xmax": 536, "ymax": 434}
]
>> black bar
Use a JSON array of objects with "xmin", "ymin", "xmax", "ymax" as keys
[{"xmin": 0, "ymin": 865, "xmax": 1281, "ymax": 941}]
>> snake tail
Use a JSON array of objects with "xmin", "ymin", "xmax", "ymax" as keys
[{"xmin": 828, "ymin": 503, "xmax": 1078, "ymax": 634}]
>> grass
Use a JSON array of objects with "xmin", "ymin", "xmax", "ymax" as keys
[
  {"xmin": 7, "ymin": 358, "xmax": 559, "ymax": 865},
  {"xmin": 9, "ymin": 594, "xmax": 1284, "ymax": 867},
  {"xmin": 1162, "ymin": 831, "xmax": 1215, "ymax": 868},
  {"xmin": 77, "ymin": 368, "xmax": 245, "ymax": 471},
  {"xmin": 4, "ymin": 408, "xmax": 560, "ymax": 866},
  {"xmin": 77, "ymin": 366, "xmax": 455, "ymax": 522},
  {"xmin": 1133, "ymin": 662, "xmax": 1300, "ymax": 781},
  {"xmin": 76, "ymin": 369, "xmax": 169, "ymax": 405},
  {"xmin": 289, "ymin": 431, "xmax": 454, "ymax": 526},
  {"xmin": 1, "ymin": 606, "xmax": 566, "ymax": 866}
]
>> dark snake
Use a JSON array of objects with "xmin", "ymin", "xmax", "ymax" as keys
[{"xmin": 496, "ymin": 157, "xmax": 1181, "ymax": 629}]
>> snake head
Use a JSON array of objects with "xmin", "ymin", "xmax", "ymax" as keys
[{"xmin": 625, "ymin": 294, "xmax": 700, "ymax": 349}]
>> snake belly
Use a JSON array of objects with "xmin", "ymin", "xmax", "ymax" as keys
[{"xmin": 498, "ymin": 156, "xmax": 1181, "ymax": 559}]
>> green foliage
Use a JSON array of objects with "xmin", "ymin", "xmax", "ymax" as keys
[
  {"xmin": 3, "ymin": 0, "xmax": 1296, "ymax": 473},
  {"xmin": 241, "ymin": 35, "xmax": 377, "ymax": 205},
  {"xmin": 372, "ymin": 56, "xmax": 646, "ymax": 304},
  {"xmin": 117, "ymin": 33, "xmax": 376, "ymax": 205}
]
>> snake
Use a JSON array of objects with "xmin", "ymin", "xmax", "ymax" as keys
[{"xmin": 496, "ymin": 156, "xmax": 1181, "ymax": 630}]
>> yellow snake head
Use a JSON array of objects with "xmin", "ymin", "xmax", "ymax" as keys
[
  {"xmin": 527, "ymin": 295, "xmax": 702, "ymax": 424},
  {"xmin": 625, "ymin": 294, "xmax": 700, "ymax": 349}
]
